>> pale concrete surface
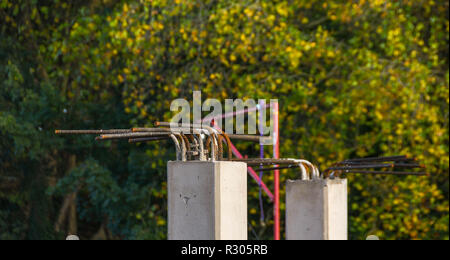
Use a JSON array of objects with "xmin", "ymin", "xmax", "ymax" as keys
[
  {"xmin": 286, "ymin": 178, "xmax": 348, "ymax": 240},
  {"xmin": 168, "ymin": 161, "xmax": 247, "ymax": 240}
]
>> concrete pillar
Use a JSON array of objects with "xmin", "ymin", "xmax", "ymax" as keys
[
  {"xmin": 167, "ymin": 161, "xmax": 247, "ymax": 240},
  {"xmin": 286, "ymin": 178, "xmax": 348, "ymax": 240}
]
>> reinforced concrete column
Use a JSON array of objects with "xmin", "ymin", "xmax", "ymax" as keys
[
  {"xmin": 286, "ymin": 178, "xmax": 348, "ymax": 240},
  {"xmin": 168, "ymin": 161, "xmax": 248, "ymax": 240}
]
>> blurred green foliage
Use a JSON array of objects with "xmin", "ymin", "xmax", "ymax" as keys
[{"xmin": 0, "ymin": 0, "xmax": 448, "ymax": 240}]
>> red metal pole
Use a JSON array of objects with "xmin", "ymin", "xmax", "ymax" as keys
[{"xmin": 273, "ymin": 102, "xmax": 280, "ymax": 240}]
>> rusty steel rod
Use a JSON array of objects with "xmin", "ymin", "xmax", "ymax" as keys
[
  {"xmin": 132, "ymin": 127, "xmax": 173, "ymax": 132},
  {"xmin": 128, "ymin": 136, "xmax": 170, "ymax": 143},
  {"xmin": 341, "ymin": 155, "xmax": 416, "ymax": 162},
  {"xmin": 214, "ymin": 127, "xmax": 233, "ymax": 160},
  {"xmin": 154, "ymin": 122, "xmax": 268, "ymax": 142},
  {"xmin": 227, "ymin": 134, "xmax": 268, "ymax": 142},
  {"xmin": 391, "ymin": 163, "xmax": 425, "ymax": 168},
  {"xmin": 155, "ymin": 122, "xmax": 227, "ymax": 160},
  {"xmin": 231, "ymin": 158, "xmax": 302, "ymax": 166},
  {"xmin": 326, "ymin": 164, "xmax": 396, "ymax": 171},
  {"xmin": 96, "ymin": 132, "xmax": 172, "ymax": 140},
  {"xmin": 55, "ymin": 129, "xmax": 131, "ymax": 134},
  {"xmin": 156, "ymin": 122, "xmax": 221, "ymax": 160},
  {"xmin": 232, "ymin": 158, "xmax": 299, "ymax": 163},
  {"xmin": 337, "ymin": 161, "xmax": 423, "ymax": 167},
  {"xmin": 259, "ymin": 165, "xmax": 301, "ymax": 172},
  {"xmin": 327, "ymin": 163, "xmax": 424, "ymax": 172},
  {"xmin": 338, "ymin": 170, "xmax": 428, "ymax": 176},
  {"xmin": 336, "ymin": 163, "xmax": 425, "ymax": 169}
]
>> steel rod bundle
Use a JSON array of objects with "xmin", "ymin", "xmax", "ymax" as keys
[
  {"xmin": 55, "ymin": 128, "xmax": 427, "ymax": 178},
  {"xmin": 234, "ymin": 156, "xmax": 427, "ymax": 179},
  {"xmin": 55, "ymin": 123, "xmax": 270, "ymax": 162},
  {"xmin": 324, "ymin": 155, "xmax": 427, "ymax": 178}
]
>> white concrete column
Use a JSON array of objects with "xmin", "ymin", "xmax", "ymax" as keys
[
  {"xmin": 168, "ymin": 161, "xmax": 248, "ymax": 240},
  {"xmin": 286, "ymin": 178, "xmax": 348, "ymax": 240}
]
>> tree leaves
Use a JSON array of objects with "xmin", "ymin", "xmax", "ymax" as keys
[{"xmin": 0, "ymin": 0, "xmax": 448, "ymax": 240}]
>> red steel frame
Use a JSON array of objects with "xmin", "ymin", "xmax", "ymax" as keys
[{"xmin": 204, "ymin": 103, "xmax": 281, "ymax": 240}]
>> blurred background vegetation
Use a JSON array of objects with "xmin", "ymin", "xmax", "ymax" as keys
[{"xmin": 0, "ymin": 0, "xmax": 448, "ymax": 240}]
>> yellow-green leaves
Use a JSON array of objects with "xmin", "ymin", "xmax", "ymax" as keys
[{"xmin": 2, "ymin": 0, "xmax": 447, "ymax": 240}]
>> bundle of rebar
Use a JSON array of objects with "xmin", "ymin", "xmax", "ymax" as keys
[
  {"xmin": 232, "ymin": 156, "xmax": 427, "ymax": 178},
  {"xmin": 55, "ymin": 122, "xmax": 269, "ymax": 162},
  {"xmin": 324, "ymin": 155, "xmax": 427, "ymax": 177},
  {"xmin": 55, "ymin": 127, "xmax": 427, "ymax": 178}
]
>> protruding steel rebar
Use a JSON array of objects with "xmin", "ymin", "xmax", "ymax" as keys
[
  {"xmin": 56, "ymin": 129, "xmax": 131, "ymax": 135},
  {"xmin": 154, "ymin": 122, "xmax": 268, "ymax": 142},
  {"xmin": 60, "ymin": 125, "xmax": 266, "ymax": 162},
  {"xmin": 169, "ymin": 134, "xmax": 182, "ymax": 161},
  {"xmin": 226, "ymin": 134, "xmax": 269, "ymax": 143},
  {"xmin": 259, "ymin": 163, "xmax": 317, "ymax": 180},
  {"xmin": 156, "ymin": 122, "xmax": 219, "ymax": 161},
  {"xmin": 55, "ymin": 127, "xmax": 428, "ymax": 179},
  {"xmin": 214, "ymin": 127, "xmax": 233, "ymax": 160},
  {"xmin": 185, "ymin": 134, "xmax": 197, "ymax": 160},
  {"xmin": 231, "ymin": 158, "xmax": 301, "ymax": 165},
  {"xmin": 128, "ymin": 136, "xmax": 170, "ymax": 143},
  {"xmin": 230, "ymin": 158, "xmax": 319, "ymax": 180},
  {"xmin": 258, "ymin": 165, "xmax": 300, "ymax": 172},
  {"xmin": 174, "ymin": 133, "xmax": 187, "ymax": 161},
  {"xmin": 254, "ymin": 165, "xmax": 427, "ymax": 176},
  {"xmin": 132, "ymin": 127, "xmax": 171, "ymax": 132},
  {"xmin": 192, "ymin": 129, "xmax": 206, "ymax": 161},
  {"xmin": 341, "ymin": 155, "xmax": 416, "ymax": 163},
  {"xmin": 326, "ymin": 155, "xmax": 426, "ymax": 178},
  {"xmin": 327, "ymin": 164, "xmax": 396, "ymax": 171},
  {"xmin": 338, "ymin": 170, "xmax": 428, "ymax": 176},
  {"xmin": 96, "ymin": 132, "xmax": 171, "ymax": 140},
  {"xmin": 336, "ymin": 161, "xmax": 424, "ymax": 167}
]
